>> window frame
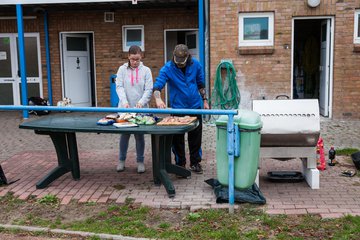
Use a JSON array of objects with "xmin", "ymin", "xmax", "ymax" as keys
[
  {"xmin": 122, "ymin": 25, "xmax": 144, "ymax": 52},
  {"xmin": 354, "ymin": 10, "xmax": 360, "ymax": 44},
  {"xmin": 238, "ymin": 12, "xmax": 274, "ymax": 47}
]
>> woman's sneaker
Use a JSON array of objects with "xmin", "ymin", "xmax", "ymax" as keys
[
  {"xmin": 189, "ymin": 163, "xmax": 203, "ymax": 174},
  {"xmin": 137, "ymin": 162, "xmax": 145, "ymax": 173},
  {"xmin": 116, "ymin": 161, "xmax": 125, "ymax": 172}
]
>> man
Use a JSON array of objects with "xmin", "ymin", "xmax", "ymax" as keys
[{"xmin": 153, "ymin": 44, "xmax": 209, "ymax": 174}]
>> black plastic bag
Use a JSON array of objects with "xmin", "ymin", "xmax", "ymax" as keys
[
  {"xmin": 28, "ymin": 96, "xmax": 50, "ymax": 116},
  {"xmin": 351, "ymin": 151, "xmax": 360, "ymax": 170},
  {"xmin": 205, "ymin": 178, "xmax": 266, "ymax": 205},
  {"xmin": 0, "ymin": 165, "xmax": 8, "ymax": 185}
]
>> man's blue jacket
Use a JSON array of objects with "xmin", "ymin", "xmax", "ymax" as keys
[{"xmin": 154, "ymin": 58, "xmax": 205, "ymax": 109}]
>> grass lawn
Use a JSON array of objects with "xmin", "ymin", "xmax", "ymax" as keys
[{"xmin": 0, "ymin": 192, "xmax": 359, "ymax": 240}]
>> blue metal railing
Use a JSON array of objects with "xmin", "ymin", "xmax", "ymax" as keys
[
  {"xmin": 44, "ymin": 11, "xmax": 53, "ymax": 106},
  {"xmin": 16, "ymin": 4, "xmax": 29, "ymax": 119},
  {"xmin": 0, "ymin": 105, "xmax": 239, "ymax": 213}
]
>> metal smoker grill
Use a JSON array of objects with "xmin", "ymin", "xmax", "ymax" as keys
[{"xmin": 252, "ymin": 99, "xmax": 320, "ymax": 189}]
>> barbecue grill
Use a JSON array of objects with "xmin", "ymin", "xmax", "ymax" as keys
[{"xmin": 252, "ymin": 99, "xmax": 320, "ymax": 189}]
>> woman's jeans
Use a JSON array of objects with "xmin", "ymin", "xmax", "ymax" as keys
[{"xmin": 119, "ymin": 134, "xmax": 145, "ymax": 163}]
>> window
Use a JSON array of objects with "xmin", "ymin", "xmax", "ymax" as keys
[
  {"xmin": 355, "ymin": 10, "xmax": 360, "ymax": 44},
  {"xmin": 66, "ymin": 37, "xmax": 87, "ymax": 51},
  {"xmin": 122, "ymin": 25, "xmax": 144, "ymax": 51},
  {"xmin": 239, "ymin": 12, "xmax": 274, "ymax": 47}
]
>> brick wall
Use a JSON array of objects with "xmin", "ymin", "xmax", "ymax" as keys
[
  {"xmin": 210, "ymin": 0, "xmax": 360, "ymax": 119},
  {"xmin": 47, "ymin": 8, "xmax": 198, "ymax": 107},
  {"xmin": 0, "ymin": 7, "xmax": 197, "ymax": 108}
]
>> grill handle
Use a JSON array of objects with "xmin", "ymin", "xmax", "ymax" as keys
[{"xmin": 275, "ymin": 95, "xmax": 290, "ymax": 99}]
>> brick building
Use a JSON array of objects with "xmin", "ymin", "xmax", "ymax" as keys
[
  {"xmin": 0, "ymin": 0, "xmax": 359, "ymax": 120},
  {"xmin": 0, "ymin": 0, "xmax": 199, "ymax": 108},
  {"xmin": 210, "ymin": 0, "xmax": 360, "ymax": 119}
]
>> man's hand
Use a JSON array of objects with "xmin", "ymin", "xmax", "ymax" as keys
[
  {"xmin": 135, "ymin": 102, "xmax": 143, "ymax": 108},
  {"xmin": 155, "ymin": 98, "xmax": 166, "ymax": 109},
  {"xmin": 123, "ymin": 103, "xmax": 130, "ymax": 108},
  {"xmin": 203, "ymin": 100, "xmax": 210, "ymax": 109},
  {"xmin": 153, "ymin": 90, "xmax": 166, "ymax": 108}
]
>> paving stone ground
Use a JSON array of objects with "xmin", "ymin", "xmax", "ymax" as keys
[{"xmin": 1, "ymin": 111, "xmax": 360, "ymax": 218}]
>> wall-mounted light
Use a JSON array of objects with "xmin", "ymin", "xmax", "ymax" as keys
[{"xmin": 307, "ymin": 0, "xmax": 321, "ymax": 8}]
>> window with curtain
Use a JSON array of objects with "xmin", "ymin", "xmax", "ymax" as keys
[
  {"xmin": 122, "ymin": 25, "xmax": 144, "ymax": 51},
  {"xmin": 239, "ymin": 12, "xmax": 274, "ymax": 47}
]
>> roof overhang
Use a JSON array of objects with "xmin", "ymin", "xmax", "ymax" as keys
[
  {"xmin": 0, "ymin": 0, "xmax": 140, "ymax": 5},
  {"xmin": 0, "ymin": 1, "xmax": 197, "ymax": 12}
]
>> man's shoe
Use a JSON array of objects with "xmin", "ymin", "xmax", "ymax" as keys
[
  {"xmin": 116, "ymin": 161, "xmax": 125, "ymax": 172},
  {"xmin": 137, "ymin": 162, "xmax": 145, "ymax": 173},
  {"xmin": 189, "ymin": 163, "xmax": 203, "ymax": 174}
]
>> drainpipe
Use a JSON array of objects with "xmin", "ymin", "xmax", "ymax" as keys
[
  {"xmin": 16, "ymin": 4, "xmax": 29, "ymax": 119},
  {"xmin": 204, "ymin": 0, "xmax": 210, "ymax": 102},
  {"xmin": 198, "ymin": 0, "xmax": 205, "ymax": 71},
  {"xmin": 44, "ymin": 11, "xmax": 53, "ymax": 105}
]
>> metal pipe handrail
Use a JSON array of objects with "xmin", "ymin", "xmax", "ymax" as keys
[{"xmin": 0, "ymin": 105, "xmax": 237, "ymax": 115}]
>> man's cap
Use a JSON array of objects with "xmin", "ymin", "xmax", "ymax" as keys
[{"xmin": 173, "ymin": 44, "xmax": 189, "ymax": 63}]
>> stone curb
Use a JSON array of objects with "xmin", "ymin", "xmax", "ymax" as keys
[{"xmin": 0, "ymin": 224, "xmax": 151, "ymax": 240}]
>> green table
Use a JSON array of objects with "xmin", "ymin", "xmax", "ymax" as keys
[{"xmin": 19, "ymin": 114, "xmax": 198, "ymax": 197}]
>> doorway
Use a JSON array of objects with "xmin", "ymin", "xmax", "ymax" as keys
[
  {"xmin": 60, "ymin": 32, "xmax": 95, "ymax": 107},
  {"xmin": 0, "ymin": 33, "xmax": 42, "ymax": 105},
  {"xmin": 292, "ymin": 18, "xmax": 334, "ymax": 117},
  {"xmin": 164, "ymin": 29, "xmax": 199, "ymax": 105}
]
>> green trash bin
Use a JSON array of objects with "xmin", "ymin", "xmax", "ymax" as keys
[{"xmin": 215, "ymin": 110, "xmax": 262, "ymax": 189}]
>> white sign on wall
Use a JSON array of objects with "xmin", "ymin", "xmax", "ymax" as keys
[{"xmin": 0, "ymin": 51, "xmax": 7, "ymax": 60}]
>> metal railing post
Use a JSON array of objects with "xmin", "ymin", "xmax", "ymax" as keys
[{"xmin": 16, "ymin": 4, "xmax": 29, "ymax": 119}]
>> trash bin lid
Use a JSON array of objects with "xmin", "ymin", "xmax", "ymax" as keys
[{"xmin": 215, "ymin": 109, "xmax": 262, "ymax": 130}]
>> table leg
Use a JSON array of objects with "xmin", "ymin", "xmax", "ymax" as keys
[
  {"xmin": 35, "ymin": 132, "xmax": 79, "ymax": 189},
  {"xmin": 67, "ymin": 133, "xmax": 80, "ymax": 180},
  {"xmin": 151, "ymin": 134, "xmax": 191, "ymax": 197},
  {"xmin": 36, "ymin": 166, "xmax": 70, "ymax": 189},
  {"xmin": 159, "ymin": 169, "xmax": 175, "ymax": 198},
  {"xmin": 151, "ymin": 135, "xmax": 161, "ymax": 185},
  {"xmin": 163, "ymin": 135, "xmax": 191, "ymax": 178},
  {"xmin": 151, "ymin": 134, "xmax": 175, "ymax": 197},
  {"xmin": 166, "ymin": 164, "xmax": 191, "ymax": 178}
]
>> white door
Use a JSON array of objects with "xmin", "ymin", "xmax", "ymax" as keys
[
  {"xmin": 319, "ymin": 19, "xmax": 331, "ymax": 116},
  {"xmin": 0, "ymin": 33, "xmax": 42, "ymax": 105},
  {"xmin": 61, "ymin": 33, "xmax": 91, "ymax": 107},
  {"xmin": 185, "ymin": 31, "xmax": 199, "ymax": 60}
]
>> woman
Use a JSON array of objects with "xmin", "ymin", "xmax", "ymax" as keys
[{"xmin": 115, "ymin": 45, "xmax": 153, "ymax": 173}]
